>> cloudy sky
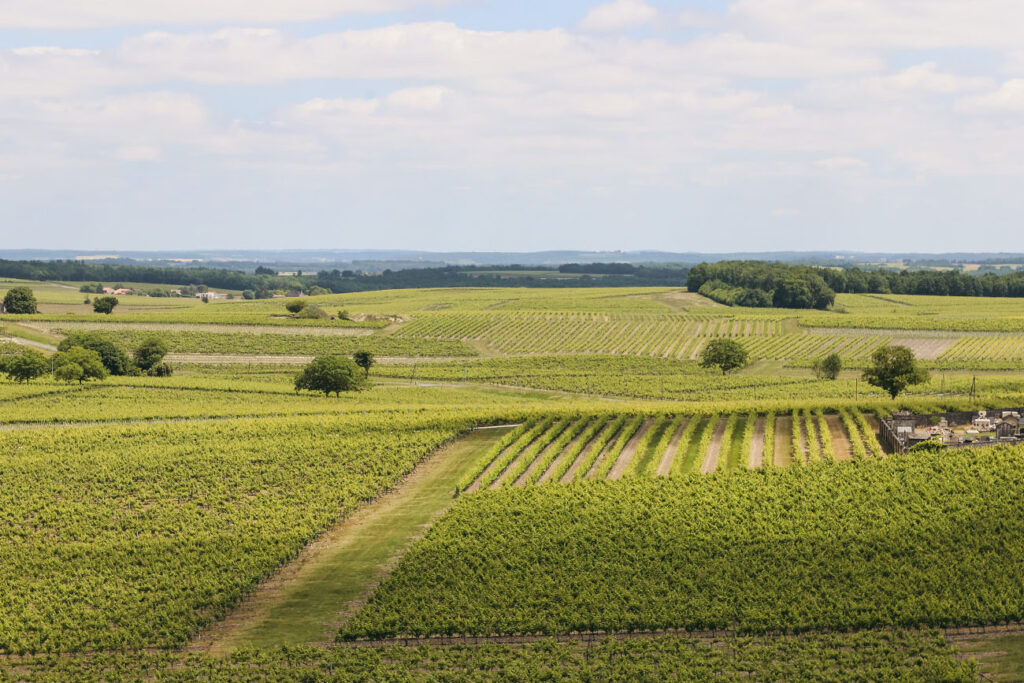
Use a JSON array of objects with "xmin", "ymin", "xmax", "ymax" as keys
[{"xmin": 2, "ymin": 0, "xmax": 1022, "ymax": 252}]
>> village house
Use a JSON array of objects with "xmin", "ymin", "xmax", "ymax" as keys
[{"xmin": 881, "ymin": 408, "xmax": 1024, "ymax": 453}]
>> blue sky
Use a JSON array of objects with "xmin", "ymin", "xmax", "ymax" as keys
[{"xmin": 1, "ymin": 1, "xmax": 1023, "ymax": 252}]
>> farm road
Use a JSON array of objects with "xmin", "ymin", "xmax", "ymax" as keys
[{"xmin": 193, "ymin": 427, "xmax": 512, "ymax": 654}]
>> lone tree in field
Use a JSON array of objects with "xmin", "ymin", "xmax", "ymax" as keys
[
  {"xmin": 53, "ymin": 346, "xmax": 108, "ymax": 384},
  {"xmin": 863, "ymin": 345, "xmax": 930, "ymax": 399},
  {"xmin": 92, "ymin": 296, "xmax": 119, "ymax": 315},
  {"xmin": 134, "ymin": 336, "xmax": 169, "ymax": 371},
  {"xmin": 813, "ymin": 353, "xmax": 843, "ymax": 380},
  {"xmin": 3, "ymin": 286, "xmax": 38, "ymax": 314},
  {"xmin": 353, "ymin": 350, "xmax": 375, "ymax": 377},
  {"xmin": 285, "ymin": 299, "xmax": 307, "ymax": 314},
  {"xmin": 699, "ymin": 338, "xmax": 749, "ymax": 374},
  {"xmin": 294, "ymin": 355, "xmax": 366, "ymax": 397},
  {"xmin": 5, "ymin": 350, "xmax": 48, "ymax": 382}
]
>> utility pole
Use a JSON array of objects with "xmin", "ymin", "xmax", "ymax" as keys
[{"xmin": 970, "ymin": 376, "xmax": 976, "ymax": 402}]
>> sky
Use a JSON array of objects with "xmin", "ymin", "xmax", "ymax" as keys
[{"xmin": 2, "ymin": 0, "xmax": 1024, "ymax": 253}]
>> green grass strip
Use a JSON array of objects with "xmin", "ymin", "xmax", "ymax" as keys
[
  {"xmin": 716, "ymin": 413, "xmax": 740, "ymax": 473},
  {"xmin": 624, "ymin": 415, "xmax": 672, "ymax": 478},
  {"xmin": 670, "ymin": 416, "xmax": 706, "ymax": 476},
  {"xmin": 839, "ymin": 409, "xmax": 867, "ymax": 460},
  {"xmin": 762, "ymin": 412, "xmax": 776, "ymax": 468},
  {"xmin": 790, "ymin": 409, "xmax": 803, "ymax": 465},
  {"xmin": 577, "ymin": 416, "xmax": 627, "ymax": 481},
  {"xmin": 646, "ymin": 414, "xmax": 686, "ymax": 477},
  {"xmin": 854, "ymin": 410, "xmax": 885, "ymax": 457},
  {"xmin": 596, "ymin": 415, "xmax": 644, "ymax": 480},
  {"xmin": 455, "ymin": 420, "xmax": 533, "ymax": 494},
  {"xmin": 547, "ymin": 415, "xmax": 612, "ymax": 484},
  {"xmin": 476, "ymin": 416, "xmax": 555, "ymax": 489},
  {"xmin": 500, "ymin": 418, "xmax": 572, "ymax": 488},
  {"xmin": 816, "ymin": 410, "xmax": 835, "ymax": 462},
  {"xmin": 525, "ymin": 417, "xmax": 593, "ymax": 486},
  {"xmin": 803, "ymin": 409, "xmax": 822, "ymax": 463}
]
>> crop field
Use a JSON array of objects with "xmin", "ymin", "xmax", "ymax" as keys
[
  {"xmin": 2, "ymin": 282, "xmax": 1024, "ymax": 678},
  {"xmin": 454, "ymin": 410, "xmax": 883, "ymax": 492},
  {"xmin": 343, "ymin": 446, "xmax": 1024, "ymax": 640},
  {"xmin": 395, "ymin": 311, "xmax": 777, "ymax": 357}
]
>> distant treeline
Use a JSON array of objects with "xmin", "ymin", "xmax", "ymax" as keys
[
  {"xmin": 819, "ymin": 267, "xmax": 1024, "ymax": 298},
  {"xmin": 0, "ymin": 259, "xmax": 291, "ymax": 293},
  {"xmin": 313, "ymin": 265, "xmax": 686, "ymax": 292},
  {"xmin": 687, "ymin": 261, "xmax": 836, "ymax": 310},
  {"xmin": 689, "ymin": 260, "xmax": 1024, "ymax": 309},
  {"xmin": 0, "ymin": 259, "xmax": 686, "ymax": 294}
]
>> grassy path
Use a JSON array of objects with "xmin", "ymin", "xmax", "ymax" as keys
[{"xmin": 195, "ymin": 427, "xmax": 511, "ymax": 654}]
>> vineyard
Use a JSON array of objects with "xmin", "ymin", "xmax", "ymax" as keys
[
  {"xmin": 3, "ymin": 282, "xmax": 1024, "ymax": 677},
  {"xmin": 454, "ymin": 410, "xmax": 883, "ymax": 493},
  {"xmin": 0, "ymin": 411, "xmax": 505, "ymax": 653},
  {"xmin": 394, "ymin": 311, "xmax": 777, "ymax": 358},
  {"xmin": 0, "ymin": 631, "xmax": 975, "ymax": 681},
  {"xmin": 343, "ymin": 445, "xmax": 1024, "ymax": 639}
]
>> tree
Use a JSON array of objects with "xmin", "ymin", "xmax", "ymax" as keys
[
  {"xmin": 58, "ymin": 332, "xmax": 131, "ymax": 375},
  {"xmin": 241, "ymin": 289, "xmax": 255, "ymax": 300},
  {"xmin": 146, "ymin": 362, "xmax": 173, "ymax": 377},
  {"xmin": 813, "ymin": 353, "xmax": 843, "ymax": 380},
  {"xmin": 353, "ymin": 350, "xmax": 375, "ymax": 377},
  {"xmin": 5, "ymin": 350, "xmax": 48, "ymax": 382},
  {"xmin": 3, "ymin": 286, "xmax": 38, "ymax": 314},
  {"xmin": 698, "ymin": 338, "xmax": 749, "ymax": 374},
  {"xmin": 92, "ymin": 296, "xmax": 119, "ymax": 314},
  {"xmin": 53, "ymin": 346, "xmax": 108, "ymax": 384},
  {"xmin": 134, "ymin": 336, "xmax": 169, "ymax": 371},
  {"xmin": 294, "ymin": 356, "xmax": 366, "ymax": 396},
  {"xmin": 862, "ymin": 345, "xmax": 930, "ymax": 399},
  {"xmin": 285, "ymin": 299, "xmax": 308, "ymax": 314}
]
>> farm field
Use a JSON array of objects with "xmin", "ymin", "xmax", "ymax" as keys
[{"xmin": 2, "ymin": 282, "xmax": 1024, "ymax": 678}]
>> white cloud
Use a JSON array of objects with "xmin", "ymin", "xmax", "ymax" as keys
[
  {"xmin": 958, "ymin": 80, "xmax": 1024, "ymax": 113},
  {"xmin": 579, "ymin": 0, "xmax": 660, "ymax": 33},
  {"xmin": 729, "ymin": 0, "xmax": 1024, "ymax": 50},
  {"xmin": 0, "ymin": 0, "xmax": 457, "ymax": 29},
  {"xmin": 815, "ymin": 157, "xmax": 867, "ymax": 170}
]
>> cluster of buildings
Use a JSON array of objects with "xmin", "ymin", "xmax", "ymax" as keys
[{"xmin": 880, "ymin": 409, "xmax": 1024, "ymax": 453}]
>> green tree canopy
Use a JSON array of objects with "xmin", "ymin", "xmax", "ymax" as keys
[
  {"xmin": 3, "ymin": 286, "xmax": 38, "ymax": 314},
  {"xmin": 5, "ymin": 349, "xmax": 48, "ymax": 382},
  {"xmin": 58, "ymin": 332, "xmax": 131, "ymax": 375},
  {"xmin": 813, "ymin": 353, "xmax": 843, "ymax": 380},
  {"xmin": 53, "ymin": 346, "xmax": 108, "ymax": 384},
  {"xmin": 92, "ymin": 296, "xmax": 119, "ymax": 314},
  {"xmin": 285, "ymin": 299, "xmax": 307, "ymax": 314},
  {"xmin": 134, "ymin": 336, "xmax": 169, "ymax": 371},
  {"xmin": 862, "ymin": 345, "xmax": 930, "ymax": 399},
  {"xmin": 698, "ymin": 338, "xmax": 750, "ymax": 374},
  {"xmin": 353, "ymin": 350, "xmax": 376, "ymax": 377},
  {"xmin": 294, "ymin": 356, "xmax": 366, "ymax": 397}
]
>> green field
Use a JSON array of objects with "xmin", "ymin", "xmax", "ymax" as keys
[{"xmin": 2, "ymin": 281, "xmax": 1023, "ymax": 678}]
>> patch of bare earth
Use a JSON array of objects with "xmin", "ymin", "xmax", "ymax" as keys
[
  {"xmin": 774, "ymin": 415, "xmax": 792, "ymax": 466},
  {"xmin": 748, "ymin": 416, "xmax": 766, "ymax": 468},
  {"xmin": 656, "ymin": 419, "xmax": 689, "ymax": 476},
  {"xmin": 826, "ymin": 414, "xmax": 853, "ymax": 461},
  {"xmin": 608, "ymin": 419, "xmax": 654, "ymax": 480},
  {"xmin": 890, "ymin": 337, "xmax": 958, "ymax": 360},
  {"xmin": 700, "ymin": 417, "xmax": 728, "ymax": 474}
]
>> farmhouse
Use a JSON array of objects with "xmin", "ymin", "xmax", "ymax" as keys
[
  {"xmin": 880, "ymin": 408, "xmax": 1024, "ymax": 453},
  {"xmin": 102, "ymin": 287, "xmax": 133, "ymax": 295}
]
